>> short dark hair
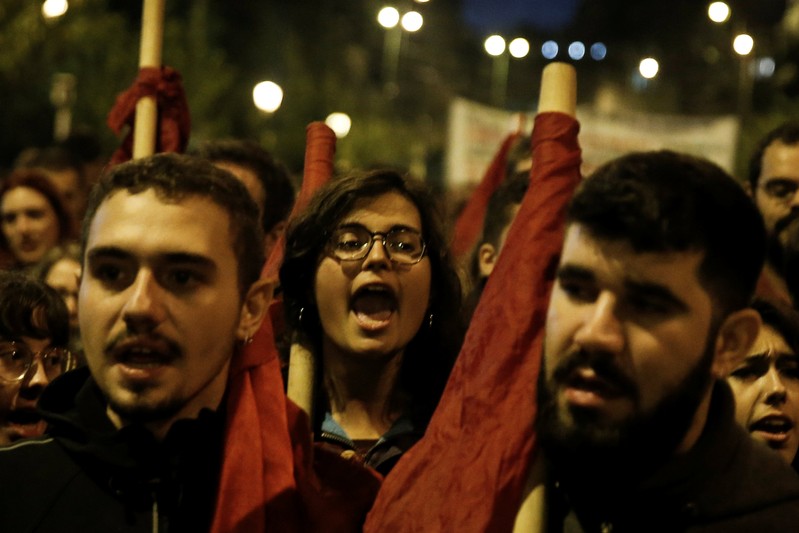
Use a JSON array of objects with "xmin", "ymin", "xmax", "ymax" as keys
[
  {"xmin": 280, "ymin": 169, "xmax": 463, "ymax": 428},
  {"xmin": 194, "ymin": 139, "xmax": 295, "ymax": 234},
  {"xmin": 0, "ymin": 271, "xmax": 69, "ymax": 347},
  {"xmin": 569, "ymin": 150, "xmax": 766, "ymax": 315},
  {"xmin": 747, "ymin": 122, "xmax": 799, "ymax": 191},
  {"xmin": 751, "ymin": 297, "xmax": 799, "ymax": 356},
  {"xmin": 82, "ymin": 153, "xmax": 264, "ymax": 296},
  {"xmin": 0, "ymin": 169, "xmax": 76, "ymax": 253}
]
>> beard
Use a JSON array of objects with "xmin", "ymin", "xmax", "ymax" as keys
[
  {"xmin": 537, "ymin": 332, "xmax": 716, "ymax": 481},
  {"xmin": 106, "ymin": 391, "xmax": 186, "ymax": 425},
  {"xmin": 777, "ymin": 216, "xmax": 799, "ymax": 303}
]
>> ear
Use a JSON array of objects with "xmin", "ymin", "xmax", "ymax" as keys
[
  {"xmin": 743, "ymin": 179, "xmax": 754, "ymax": 198},
  {"xmin": 236, "ymin": 278, "xmax": 273, "ymax": 342},
  {"xmin": 478, "ymin": 243, "xmax": 499, "ymax": 278},
  {"xmin": 711, "ymin": 308, "xmax": 761, "ymax": 379}
]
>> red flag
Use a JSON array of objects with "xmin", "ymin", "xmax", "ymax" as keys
[
  {"xmin": 211, "ymin": 121, "xmax": 381, "ymax": 533},
  {"xmin": 450, "ymin": 132, "xmax": 521, "ymax": 259},
  {"xmin": 363, "ymin": 112, "xmax": 582, "ymax": 533},
  {"xmin": 106, "ymin": 66, "xmax": 191, "ymax": 166}
]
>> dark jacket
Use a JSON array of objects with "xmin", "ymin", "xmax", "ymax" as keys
[
  {"xmin": 547, "ymin": 381, "xmax": 799, "ymax": 532},
  {"xmin": 0, "ymin": 367, "xmax": 224, "ymax": 533}
]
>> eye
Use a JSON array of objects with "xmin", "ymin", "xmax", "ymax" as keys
[
  {"xmin": 89, "ymin": 259, "xmax": 133, "ymax": 288},
  {"xmin": 764, "ymin": 179, "xmax": 799, "ymax": 200},
  {"xmin": 25, "ymin": 209, "xmax": 46, "ymax": 220},
  {"xmin": 163, "ymin": 268, "xmax": 204, "ymax": 290},
  {"xmin": 558, "ymin": 278, "xmax": 597, "ymax": 303},
  {"xmin": 778, "ymin": 358, "xmax": 799, "ymax": 381},
  {"xmin": 333, "ymin": 229, "xmax": 369, "ymax": 251},
  {"xmin": 625, "ymin": 295, "xmax": 671, "ymax": 316},
  {"xmin": 1, "ymin": 213, "xmax": 16, "ymax": 225},
  {"xmin": 729, "ymin": 360, "xmax": 767, "ymax": 382}
]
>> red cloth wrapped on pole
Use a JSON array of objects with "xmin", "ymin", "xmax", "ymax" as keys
[
  {"xmin": 211, "ymin": 120, "xmax": 380, "ymax": 533},
  {"xmin": 106, "ymin": 66, "xmax": 191, "ymax": 166},
  {"xmin": 363, "ymin": 111, "xmax": 582, "ymax": 533},
  {"xmin": 449, "ymin": 132, "xmax": 521, "ymax": 259},
  {"xmin": 263, "ymin": 121, "xmax": 336, "ymax": 282}
]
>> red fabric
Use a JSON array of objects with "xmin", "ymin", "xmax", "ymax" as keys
[
  {"xmin": 106, "ymin": 66, "xmax": 191, "ymax": 166},
  {"xmin": 211, "ymin": 120, "xmax": 380, "ymax": 533},
  {"xmin": 263, "ymin": 122, "xmax": 336, "ymax": 282},
  {"xmin": 449, "ymin": 132, "xmax": 521, "ymax": 259},
  {"xmin": 363, "ymin": 112, "xmax": 582, "ymax": 533}
]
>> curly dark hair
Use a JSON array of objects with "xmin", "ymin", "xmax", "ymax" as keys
[
  {"xmin": 570, "ymin": 150, "xmax": 766, "ymax": 316},
  {"xmin": 82, "ymin": 153, "xmax": 264, "ymax": 297},
  {"xmin": 0, "ymin": 271, "xmax": 69, "ymax": 347},
  {"xmin": 280, "ymin": 169, "xmax": 463, "ymax": 430}
]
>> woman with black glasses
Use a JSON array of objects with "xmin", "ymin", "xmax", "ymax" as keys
[{"xmin": 280, "ymin": 169, "xmax": 463, "ymax": 475}]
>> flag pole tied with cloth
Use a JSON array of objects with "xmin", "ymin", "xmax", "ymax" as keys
[{"xmin": 364, "ymin": 62, "xmax": 582, "ymax": 533}]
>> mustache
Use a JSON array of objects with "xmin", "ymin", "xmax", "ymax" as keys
[
  {"xmin": 774, "ymin": 209, "xmax": 799, "ymax": 236},
  {"xmin": 103, "ymin": 331, "xmax": 181, "ymax": 357},
  {"xmin": 551, "ymin": 348, "xmax": 639, "ymax": 398}
]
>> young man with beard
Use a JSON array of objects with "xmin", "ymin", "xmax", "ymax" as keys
[
  {"xmin": 539, "ymin": 150, "xmax": 799, "ymax": 531},
  {"xmin": 747, "ymin": 122, "xmax": 799, "ymax": 306}
]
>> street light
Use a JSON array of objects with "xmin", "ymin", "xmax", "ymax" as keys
[
  {"xmin": 733, "ymin": 33, "xmax": 754, "ymax": 56},
  {"xmin": 252, "ymin": 81, "xmax": 283, "ymax": 113},
  {"xmin": 378, "ymin": 7, "xmax": 422, "ymax": 92},
  {"xmin": 42, "ymin": 0, "xmax": 68, "ymax": 19},
  {"xmin": 639, "ymin": 57, "xmax": 659, "ymax": 79},
  {"xmin": 484, "ymin": 35, "xmax": 528, "ymax": 107},
  {"xmin": 708, "ymin": 2, "xmax": 731, "ymax": 23},
  {"xmin": 325, "ymin": 112, "xmax": 352, "ymax": 139}
]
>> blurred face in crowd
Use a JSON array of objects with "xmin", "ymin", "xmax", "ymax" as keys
[
  {"xmin": 79, "ymin": 189, "xmax": 262, "ymax": 438},
  {"xmin": 45, "ymin": 258, "xmax": 82, "ymax": 330},
  {"xmin": 753, "ymin": 141, "xmax": 799, "ymax": 250},
  {"xmin": 729, "ymin": 324, "xmax": 799, "ymax": 464},
  {"xmin": 314, "ymin": 192, "xmax": 431, "ymax": 362},
  {"xmin": 40, "ymin": 168, "xmax": 84, "ymax": 223},
  {"xmin": 1, "ymin": 187, "xmax": 60, "ymax": 265},
  {"xmin": 540, "ymin": 225, "xmax": 753, "ymax": 458}
]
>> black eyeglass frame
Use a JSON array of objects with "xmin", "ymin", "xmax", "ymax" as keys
[{"xmin": 326, "ymin": 224, "xmax": 428, "ymax": 265}]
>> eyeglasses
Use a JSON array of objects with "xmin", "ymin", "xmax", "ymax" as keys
[
  {"xmin": 759, "ymin": 179, "xmax": 799, "ymax": 203},
  {"xmin": 327, "ymin": 224, "xmax": 427, "ymax": 265},
  {"xmin": 0, "ymin": 340, "xmax": 74, "ymax": 382}
]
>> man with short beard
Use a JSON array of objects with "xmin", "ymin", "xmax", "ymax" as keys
[
  {"xmin": 538, "ymin": 151, "xmax": 799, "ymax": 531},
  {"xmin": 747, "ymin": 122, "xmax": 799, "ymax": 306}
]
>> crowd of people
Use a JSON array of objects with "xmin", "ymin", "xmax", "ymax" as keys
[{"xmin": 1, "ymin": 62, "xmax": 799, "ymax": 531}]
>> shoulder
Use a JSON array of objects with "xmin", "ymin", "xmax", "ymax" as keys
[
  {"xmin": 696, "ymin": 426, "xmax": 799, "ymax": 528},
  {"xmin": 0, "ymin": 437, "xmax": 83, "ymax": 531}
]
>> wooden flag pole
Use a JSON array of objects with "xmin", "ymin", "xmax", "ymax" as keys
[
  {"xmin": 132, "ymin": 0, "xmax": 165, "ymax": 159},
  {"xmin": 511, "ymin": 61, "xmax": 577, "ymax": 533}
]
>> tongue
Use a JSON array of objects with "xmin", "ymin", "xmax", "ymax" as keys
[{"xmin": 353, "ymin": 293, "xmax": 394, "ymax": 325}]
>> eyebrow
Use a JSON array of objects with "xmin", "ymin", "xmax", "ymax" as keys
[
  {"xmin": 86, "ymin": 246, "xmax": 216, "ymax": 269},
  {"xmin": 557, "ymin": 264, "xmax": 688, "ymax": 311},
  {"xmin": 336, "ymin": 222, "xmax": 422, "ymax": 234}
]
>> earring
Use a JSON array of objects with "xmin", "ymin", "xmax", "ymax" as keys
[
  {"xmin": 298, "ymin": 307, "xmax": 305, "ymax": 324},
  {"xmin": 428, "ymin": 312, "xmax": 434, "ymax": 329},
  {"xmin": 243, "ymin": 335, "xmax": 254, "ymax": 345}
]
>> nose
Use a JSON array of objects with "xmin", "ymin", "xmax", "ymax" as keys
[
  {"xmin": 20, "ymin": 358, "xmax": 51, "ymax": 394},
  {"xmin": 573, "ymin": 292, "xmax": 625, "ymax": 355},
  {"xmin": 122, "ymin": 270, "xmax": 165, "ymax": 332},
  {"xmin": 763, "ymin": 365, "xmax": 788, "ymax": 406},
  {"xmin": 361, "ymin": 235, "xmax": 391, "ymax": 270}
]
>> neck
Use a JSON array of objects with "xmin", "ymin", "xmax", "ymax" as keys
[{"xmin": 321, "ymin": 339, "xmax": 406, "ymax": 440}]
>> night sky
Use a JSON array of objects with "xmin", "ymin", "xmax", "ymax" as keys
[{"xmin": 462, "ymin": 0, "xmax": 583, "ymax": 33}]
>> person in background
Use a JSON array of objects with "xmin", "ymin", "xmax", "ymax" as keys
[
  {"xmin": 729, "ymin": 297, "xmax": 799, "ymax": 467},
  {"xmin": 0, "ymin": 170, "xmax": 75, "ymax": 272},
  {"xmin": 33, "ymin": 243, "xmax": 83, "ymax": 363},
  {"xmin": 463, "ymin": 172, "xmax": 529, "ymax": 321},
  {"xmin": 15, "ymin": 146, "xmax": 87, "ymax": 224},
  {"xmin": 280, "ymin": 169, "xmax": 463, "ymax": 474},
  {"xmin": 195, "ymin": 139, "xmax": 295, "ymax": 259},
  {"xmin": 0, "ymin": 271, "xmax": 73, "ymax": 446}
]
